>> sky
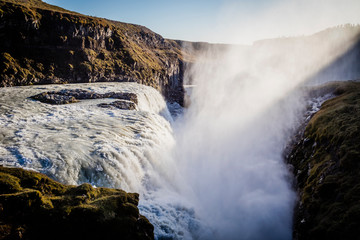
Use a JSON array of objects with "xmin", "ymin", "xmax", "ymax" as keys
[{"xmin": 43, "ymin": 0, "xmax": 360, "ymax": 44}]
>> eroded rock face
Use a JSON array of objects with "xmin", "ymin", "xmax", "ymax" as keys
[
  {"xmin": 286, "ymin": 81, "xmax": 360, "ymax": 240},
  {"xmin": 0, "ymin": 166, "xmax": 154, "ymax": 240},
  {"xmin": 30, "ymin": 89, "xmax": 138, "ymax": 109}
]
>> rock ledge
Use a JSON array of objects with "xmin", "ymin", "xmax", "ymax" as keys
[{"xmin": 0, "ymin": 166, "xmax": 154, "ymax": 240}]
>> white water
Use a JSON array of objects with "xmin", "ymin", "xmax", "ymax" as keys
[
  {"xmin": 0, "ymin": 83, "xmax": 168, "ymax": 189},
  {"xmin": 0, "ymin": 82, "xmax": 197, "ymax": 238}
]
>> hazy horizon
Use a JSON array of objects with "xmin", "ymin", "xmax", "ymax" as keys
[{"xmin": 43, "ymin": 0, "xmax": 360, "ymax": 45}]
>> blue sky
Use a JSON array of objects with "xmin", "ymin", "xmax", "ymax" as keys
[{"xmin": 44, "ymin": 0, "xmax": 360, "ymax": 44}]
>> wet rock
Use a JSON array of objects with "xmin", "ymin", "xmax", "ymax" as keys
[
  {"xmin": 103, "ymin": 92, "xmax": 138, "ymax": 104},
  {"xmin": 31, "ymin": 92, "xmax": 78, "ymax": 104},
  {"xmin": 98, "ymin": 100, "xmax": 136, "ymax": 110},
  {"xmin": 30, "ymin": 89, "xmax": 138, "ymax": 107},
  {"xmin": 55, "ymin": 89, "xmax": 103, "ymax": 99}
]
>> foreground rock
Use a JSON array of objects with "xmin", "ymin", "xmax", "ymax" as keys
[
  {"xmin": 0, "ymin": 166, "xmax": 154, "ymax": 240},
  {"xmin": 286, "ymin": 81, "xmax": 360, "ymax": 240},
  {"xmin": 30, "ymin": 89, "xmax": 138, "ymax": 109}
]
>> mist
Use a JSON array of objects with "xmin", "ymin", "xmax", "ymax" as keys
[
  {"xmin": 173, "ymin": 23, "xmax": 360, "ymax": 239},
  {"xmin": 212, "ymin": 0, "xmax": 360, "ymax": 44}
]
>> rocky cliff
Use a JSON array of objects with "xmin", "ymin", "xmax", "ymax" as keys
[
  {"xmin": 0, "ymin": 165, "xmax": 154, "ymax": 240},
  {"xmin": 0, "ymin": 0, "xmax": 190, "ymax": 105},
  {"xmin": 287, "ymin": 81, "xmax": 360, "ymax": 240}
]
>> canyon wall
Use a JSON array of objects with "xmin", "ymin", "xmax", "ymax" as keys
[
  {"xmin": 287, "ymin": 81, "xmax": 360, "ymax": 240},
  {"xmin": 0, "ymin": 0, "xmax": 188, "ymax": 105}
]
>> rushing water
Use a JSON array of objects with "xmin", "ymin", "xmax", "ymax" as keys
[
  {"xmin": 0, "ymin": 82, "xmax": 198, "ymax": 238},
  {"xmin": 0, "ymin": 83, "xmax": 171, "ymax": 189},
  {"xmin": 0, "ymin": 81, "xmax": 330, "ymax": 240},
  {"xmin": 0, "ymin": 81, "xmax": 352, "ymax": 240}
]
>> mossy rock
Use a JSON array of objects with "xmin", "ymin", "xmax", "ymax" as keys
[
  {"xmin": 0, "ymin": 166, "xmax": 154, "ymax": 240},
  {"xmin": 288, "ymin": 81, "xmax": 360, "ymax": 240}
]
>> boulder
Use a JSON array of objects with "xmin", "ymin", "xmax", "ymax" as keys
[
  {"xmin": 98, "ymin": 100, "xmax": 136, "ymax": 110},
  {"xmin": 30, "ymin": 92, "xmax": 78, "ymax": 104}
]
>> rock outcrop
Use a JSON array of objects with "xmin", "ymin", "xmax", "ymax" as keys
[
  {"xmin": 0, "ymin": 166, "xmax": 154, "ymax": 240},
  {"xmin": 30, "ymin": 89, "xmax": 138, "ymax": 107},
  {"xmin": 0, "ymin": 0, "xmax": 190, "ymax": 105},
  {"xmin": 98, "ymin": 100, "xmax": 136, "ymax": 110},
  {"xmin": 286, "ymin": 81, "xmax": 360, "ymax": 240}
]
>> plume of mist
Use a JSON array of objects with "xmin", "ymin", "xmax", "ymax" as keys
[
  {"xmin": 212, "ymin": 0, "xmax": 360, "ymax": 44},
  {"xmin": 174, "ymin": 24, "xmax": 360, "ymax": 239}
]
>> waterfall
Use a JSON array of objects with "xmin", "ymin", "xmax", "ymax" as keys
[
  {"xmin": 171, "ymin": 28, "xmax": 360, "ymax": 239},
  {"xmin": 0, "ymin": 82, "xmax": 199, "ymax": 239},
  {"xmin": 0, "ymin": 27, "xmax": 359, "ymax": 240},
  {"xmin": 173, "ymin": 49, "xmax": 300, "ymax": 240}
]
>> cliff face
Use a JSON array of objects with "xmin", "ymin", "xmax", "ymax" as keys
[
  {"xmin": 287, "ymin": 81, "xmax": 360, "ymax": 240},
  {"xmin": 0, "ymin": 0, "xmax": 187, "ymax": 105},
  {"xmin": 0, "ymin": 165, "xmax": 154, "ymax": 240}
]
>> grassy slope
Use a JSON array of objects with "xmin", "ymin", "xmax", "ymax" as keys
[
  {"xmin": 0, "ymin": 165, "xmax": 154, "ymax": 240},
  {"xmin": 0, "ymin": 0, "xmax": 77, "ymax": 13},
  {"xmin": 289, "ymin": 81, "xmax": 360, "ymax": 240}
]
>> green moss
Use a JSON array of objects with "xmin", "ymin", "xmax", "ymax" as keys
[
  {"xmin": 289, "ymin": 81, "xmax": 360, "ymax": 240},
  {"xmin": 0, "ymin": 166, "xmax": 67, "ymax": 195},
  {"xmin": 0, "ymin": 166, "xmax": 154, "ymax": 239},
  {"xmin": 0, "ymin": 172, "xmax": 22, "ymax": 193}
]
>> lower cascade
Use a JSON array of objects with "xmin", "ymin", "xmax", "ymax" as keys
[
  {"xmin": 0, "ymin": 80, "xmax": 309, "ymax": 239},
  {"xmin": 0, "ymin": 80, "xmax": 357, "ymax": 239}
]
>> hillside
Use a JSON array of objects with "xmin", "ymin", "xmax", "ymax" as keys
[
  {"xmin": 0, "ymin": 0, "xmax": 191, "ymax": 105},
  {"xmin": 287, "ymin": 81, "xmax": 360, "ymax": 240}
]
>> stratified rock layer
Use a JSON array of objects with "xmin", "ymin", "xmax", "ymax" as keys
[
  {"xmin": 0, "ymin": 166, "xmax": 154, "ymax": 240},
  {"xmin": 287, "ymin": 81, "xmax": 360, "ymax": 240}
]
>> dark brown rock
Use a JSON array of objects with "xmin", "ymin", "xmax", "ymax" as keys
[
  {"xmin": 104, "ymin": 92, "xmax": 138, "ymax": 104},
  {"xmin": 30, "ymin": 89, "xmax": 138, "ymax": 107},
  {"xmin": 30, "ymin": 92, "xmax": 78, "ymax": 104},
  {"xmin": 55, "ymin": 89, "xmax": 103, "ymax": 99},
  {"xmin": 98, "ymin": 100, "xmax": 136, "ymax": 110}
]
